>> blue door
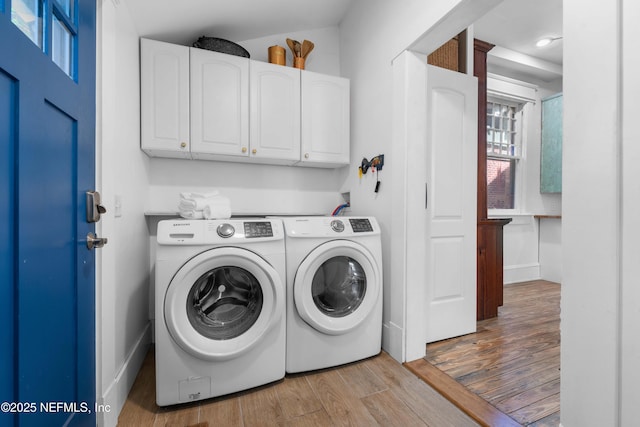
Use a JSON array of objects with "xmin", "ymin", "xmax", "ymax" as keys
[{"xmin": 0, "ymin": 0, "xmax": 96, "ymax": 425}]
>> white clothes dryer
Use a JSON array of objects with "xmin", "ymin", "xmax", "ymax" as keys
[
  {"xmin": 154, "ymin": 219, "xmax": 286, "ymax": 406},
  {"xmin": 281, "ymin": 216, "xmax": 383, "ymax": 373}
]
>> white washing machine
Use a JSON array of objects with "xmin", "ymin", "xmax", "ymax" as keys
[
  {"xmin": 281, "ymin": 216, "xmax": 383, "ymax": 373},
  {"xmin": 154, "ymin": 219, "xmax": 286, "ymax": 406}
]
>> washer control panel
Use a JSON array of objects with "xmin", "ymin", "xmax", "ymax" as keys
[
  {"xmin": 244, "ymin": 221, "xmax": 274, "ymax": 238},
  {"xmin": 157, "ymin": 219, "xmax": 283, "ymax": 245}
]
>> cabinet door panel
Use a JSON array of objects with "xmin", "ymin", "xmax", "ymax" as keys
[
  {"xmin": 141, "ymin": 39, "xmax": 190, "ymax": 158},
  {"xmin": 190, "ymin": 48, "xmax": 249, "ymax": 158},
  {"xmin": 301, "ymin": 71, "xmax": 349, "ymax": 167},
  {"xmin": 250, "ymin": 61, "xmax": 300, "ymax": 162}
]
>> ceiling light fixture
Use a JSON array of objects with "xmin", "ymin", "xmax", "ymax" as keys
[{"xmin": 536, "ymin": 36, "xmax": 563, "ymax": 48}]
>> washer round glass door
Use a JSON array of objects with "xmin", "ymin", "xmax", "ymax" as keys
[
  {"xmin": 165, "ymin": 247, "xmax": 283, "ymax": 360},
  {"xmin": 294, "ymin": 240, "xmax": 380, "ymax": 335}
]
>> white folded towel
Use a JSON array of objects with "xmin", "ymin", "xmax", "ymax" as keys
[
  {"xmin": 203, "ymin": 203, "xmax": 232, "ymax": 220},
  {"xmin": 179, "ymin": 209, "xmax": 204, "ymax": 219},
  {"xmin": 178, "ymin": 191, "xmax": 231, "ymax": 220}
]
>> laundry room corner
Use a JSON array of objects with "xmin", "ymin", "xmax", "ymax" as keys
[{"xmin": 96, "ymin": 6, "xmax": 353, "ymax": 424}]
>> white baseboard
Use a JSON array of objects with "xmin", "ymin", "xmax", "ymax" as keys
[
  {"xmin": 382, "ymin": 321, "xmax": 404, "ymax": 363},
  {"xmin": 504, "ymin": 262, "xmax": 541, "ymax": 284},
  {"xmin": 98, "ymin": 323, "xmax": 152, "ymax": 427}
]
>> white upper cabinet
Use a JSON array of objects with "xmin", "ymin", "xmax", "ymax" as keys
[
  {"xmin": 250, "ymin": 61, "xmax": 301, "ymax": 164},
  {"xmin": 140, "ymin": 39, "xmax": 350, "ymax": 168},
  {"xmin": 190, "ymin": 48, "xmax": 249, "ymax": 160},
  {"xmin": 140, "ymin": 38, "xmax": 190, "ymax": 158},
  {"xmin": 300, "ymin": 71, "xmax": 350, "ymax": 167}
]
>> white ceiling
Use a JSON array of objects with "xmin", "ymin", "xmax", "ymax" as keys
[
  {"xmin": 125, "ymin": 0, "xmax": 562, "ymax": 83},
  {"xmin": 474, "ymin": 0, "xmax": 563, "ymax": 84},
  {"xmin": 125, "ymin": 0, "xmax": 354, "ymax": 46}
]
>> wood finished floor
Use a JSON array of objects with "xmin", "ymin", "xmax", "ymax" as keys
[
  {"xmin": 408, "ymin": 280, "xmax": 560, "ymax": 427},
  {"xmin": 117, "ymin": 348, "xmax": 480, "ymax": 427}
]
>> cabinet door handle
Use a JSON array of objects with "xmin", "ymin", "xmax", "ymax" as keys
[
  {"xmin": 425, "ymin": 182, "xmax": 428, "ymax": 209},
  {"xmin": 241, "ymin": 147, "xmax": 247, "ymax": 153},
  {"xmin": 252, "ymin": 148, "xmax": 257, "ymax": 155}
]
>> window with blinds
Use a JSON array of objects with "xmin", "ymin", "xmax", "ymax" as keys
[{"xmin": 487, "ymin": 98, "xmax": 522, "ymax": 210}]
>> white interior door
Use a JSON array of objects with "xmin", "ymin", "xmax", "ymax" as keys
[
  {"xmin": 392, "ymin": 51, "xmax": 477, "ymax": 362},
  {"xmin": 424, "ymin": 64, "xmax": 477, "ymax": 343}
]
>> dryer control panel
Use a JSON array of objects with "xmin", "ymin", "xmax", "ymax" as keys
[
  {"xmin": 282, "ymin": 216, "xmax": 380, "ymax": 238},
  {"xmin": 348, "ymin": 218, "xmax": 373, "ymax": 233}
]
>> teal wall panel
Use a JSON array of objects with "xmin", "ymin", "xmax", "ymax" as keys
[{"xmin": 541, "ymin": 93, "xmax": 563, "ymax": 193}]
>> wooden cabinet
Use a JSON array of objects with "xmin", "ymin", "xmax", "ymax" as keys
[
  {"xmin": 190, "ymin": 48, "xmax": 249, "ymax": 160},
  {"xmin": 477, "ymin": 218, "xmax": 511, "ymax": 320},
  {"xmin": 140, "ymin": 38, "xmax": 350, "ymax": 168},
  {"xmin": 300, "ymin": 70, "xmax": 350, "ymax": 167},
  {"xmin": 249, "ymin": 60, "xmax": 300, "ymax": 164},
  {"xmin": 140, "ymin": 39, "xmax": 190, "ymax": 158}
]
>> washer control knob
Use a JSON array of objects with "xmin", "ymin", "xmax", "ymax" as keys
[
  {"xmin": 217, "ymin": 223, "xmax": 235, "ymax": 238},
  {"xmin": 330, "ymin": 220, "xmax": 345, "ymax": 233}
]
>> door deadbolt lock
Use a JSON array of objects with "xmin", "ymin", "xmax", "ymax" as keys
[
  {"xmin": 86, "ymin": 191, "xmax": 106, "ymax": 223},
  {"xmin": 87, "ymin": 232, "xmax": 108, "ymax": 250}
]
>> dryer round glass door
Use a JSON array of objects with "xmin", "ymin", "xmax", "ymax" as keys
[
  {"xmin": 294, "ymin": 240, "xmax": 381, "ymax": 335},
  {"xmin": 311, "ymin": 256, "xmax": 366, "ymax": 317},
  {"xmin": 165, "ymin": 247, "xmax": 284, "ymax": 361}
]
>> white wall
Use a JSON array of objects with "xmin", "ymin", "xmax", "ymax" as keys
[
  {"xmin": 562, "ymin": 0, "xmax": 636, "ymax": 425},
  {"xmin": 97, "ymin": 1, "xmax": 152, "ymax": 426},
  {"xmin": 621, "ymin": 2, "xmax": 640, "ymax": 424},
  {"xmin": 539, "ymin": 217, "xmax": 561, "ymax": 283},
  {"xmin": 146, "ymin": 161, "xmax": 343, "ymax": 216},
  {"xmin": 502, "ymin": 216, "xmax": 541, "ymax": 283}
]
